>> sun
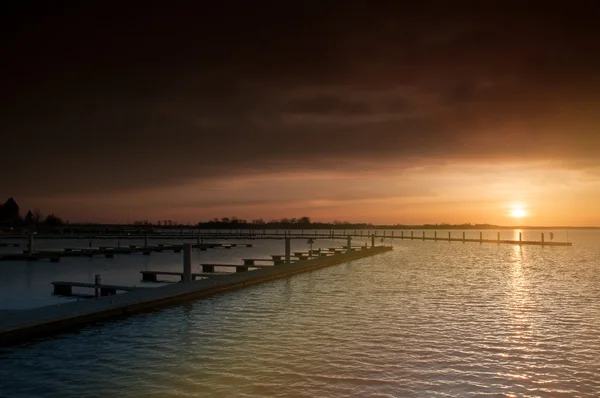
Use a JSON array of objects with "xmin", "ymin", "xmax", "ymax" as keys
[
  {"xmin": 510, "ymin": 207, "xmax": 527, "ymax": 218},
  {"xmin": 507, "ymin": 202, "xmax": 529, "ymax": 219}
]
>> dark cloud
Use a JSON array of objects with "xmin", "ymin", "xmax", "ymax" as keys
[{"xmin": 2, "ymin": 1, "xmax": 600, "ymax": 199}]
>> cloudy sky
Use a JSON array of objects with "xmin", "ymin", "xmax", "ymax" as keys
[{"xmin": 2, "ymin": 2, "xmax": 599, "ymax": 225}]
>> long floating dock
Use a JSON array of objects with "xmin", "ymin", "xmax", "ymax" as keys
[
  {"xmin": 0, "ymin": 245, "xmax": 392, "ymax": 346},
  {"xmin": 0, "ymin": 242, "xmax": 252, "ymax": 262}
]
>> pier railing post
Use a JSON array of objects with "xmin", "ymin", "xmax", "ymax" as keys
[
  {"xmin": 183, "ymin": 243, "xmax": 192, "ymax": 283},
  {"xmin": 28, "ymin": 232, "xmax": 34, "ymax": 254},
  {"xmin": 95, "ymin": 274, "xmax": 101, "ymax": 299},
  {"xmin": 285, "ymin": 237, "xmax": 291, "ymax": 264}
]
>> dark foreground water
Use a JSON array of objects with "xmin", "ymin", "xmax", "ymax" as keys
[{"xmin": 1, "ymin": 230, "xmax": 599, "ymax": 397}]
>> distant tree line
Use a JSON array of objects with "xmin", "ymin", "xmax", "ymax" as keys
[
  {"xmin": 0, "ymin": 197, "xmax": 64, "ymax": 230},
  {"xmin": 131, "ymin": 216, "xmax": 374, "ymax": 229}
]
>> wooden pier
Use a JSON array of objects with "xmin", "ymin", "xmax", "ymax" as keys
[
  {"xmin": 0, "ymin": 245, "xmax": 392, "ymax": 346},
  {"xmin": 0, "ymin": 242, "xmax": 252, "ymax": 262},
  {"xmin": 52, "ymin": 281, "xmax": 145, "ymax": 297},
  {"xmin": 0, "ymin": 229, "xmax": 572, "ymax": 247}
]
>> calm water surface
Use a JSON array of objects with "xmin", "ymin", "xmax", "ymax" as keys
[{"xmin": 1, "ymin": 230, "xmax": 599, "ymax": 397}]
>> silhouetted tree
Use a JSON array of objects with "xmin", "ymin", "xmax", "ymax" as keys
[
  {"xmin": 298, "ymin": 216, "xmax": 311, "ymax": 225},
  {"xmin": 0, "ymin": 197, "xmax": 20, "ymax": 226},
  {"xmin": 44, "ymin": 213, "xmax": 63, "ymax": 226}
]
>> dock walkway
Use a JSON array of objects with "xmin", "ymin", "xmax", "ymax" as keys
[{"xmin": 0, "ymin": 245, "xmax": 392, "ymax": 346}]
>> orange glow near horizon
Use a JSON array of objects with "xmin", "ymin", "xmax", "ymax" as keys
[{"xmin": 18, "ymin": 161, "xmax": 600, "ymax": 226}]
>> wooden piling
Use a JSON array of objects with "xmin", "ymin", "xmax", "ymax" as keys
[
  {"xmin": 285, "ymin": 237, "xmax": 291, "ymax": 264},
  {"xmin": 183, "ymin": 243, "xmax": 192, "ymax": 283}
]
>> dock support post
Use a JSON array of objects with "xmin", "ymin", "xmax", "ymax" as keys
[
  {"xmin": 498, "ymin": 232, "xmax": 500, "ymax": 241},
  {"xmin": 462, "ymin": 231, "xmax": 465, "ymax": 241},
  {"xmin": 183, "ymin": 243, "xmax": 192, "ymax": 283},
  {"xmin": 401, "ymin": 230, "xmax": 404, "ymax": 239},
  {"xmin": 371, "ymin": 234, "xmax": 375, "ymax": 248},
  {"xmin": 541, "ymin": 233, "xmax": 544, "ymax": 244},
  {"xmin": 95, "ymin": 274, "xmax": 101, "ymax": 299},
  {"xmin": 285, "ymin": 237, "xmax": 291, "ymax": 264},
  {"xmin": 448, "ymin": 231, "xmax": 451, "ymax": 241},
  {"xmin": 411, "ymin": 231, "xmax": 414, "ymax": 239},
  {"xmin": 145, "ymin": 233, "xmax": 148, "ymax": 247},
  {"xmin": 28, "ymin": 232, "xmax": 34, "ymax": 254},
  {"xmin": 422, "ymin": 231, "xmax": 425, "ymax": 240},
  {"xmin": 346, "ymin": 235, "xmax": 352, "ymax": 252},
  {"xmin": 519, "ymin": 232, "xmax": 522, "ymax": 245},
  {"xmin": 197, "ymin": 231, "xmax": 200, "ymax": 245},
  {"xmin": 434, "ymin": 231, "xmax": 437, "ymax": 240},
  {"xmin": 480, "ymin": 232, "xmax": 483, "ymax": 243}
]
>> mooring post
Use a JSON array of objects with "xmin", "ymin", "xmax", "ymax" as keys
[
  {"xmin": 411, "ymin": 231, "xmax": 414, "ymax": 239},
  {"xmin": 95, "ymin": 274, "xmax": 101, "ymax": 299},
  {"xmin": 541, "ymin": 233, "xmax": 544, "ymax": 244},
  {"xmin": 285, "ymin": 237, "xmax": 291, "ymax": 264},
  {"xmin": 462, "ymin": 231, "xmax": 465, "ymax": 241},
  {"xmin": 480, "ymin": 232, "xmax": 483, "ymax": 243},
  {"xmin": 183, "ymin": 243, "xmax": 192, "ymax": 283},
  {"xmin": 498, "ymin": 232, "xmax": 500, "ymax": 241},
  {"xmin": 448, "ymin": 231, "xmax": 451, "ymax": 241},
  {"xmin": 197, "ymin": 232, "xmax": 200, "ymax": 245},
  {"xmin": 519, "ymin": 232, "xmax": 522, "ymax": 244},
  {"xmin": 371, "ymin": 234, "xmax": 375, "ymax": 248},
  {"xmin": 434, "ymin": 231, "xmax": 437, "ymax": 240},
  {"xmin": 28, "ymin": 231, "xmax": 34, "ymax": 254},
  {"xmin": 346, "ymin": 235, "xmax": 352, "ymax": 252},
  {"xmin": 422, "ymin": 231, "xmax": 425, "ymax": 240},
  {"xmin": 144, "ymin": 233, "xmax": 148, "ymax": 247}
]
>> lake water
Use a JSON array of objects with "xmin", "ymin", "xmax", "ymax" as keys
[{"xmin": 1, "ymin": 229, "xmax": 599, "ymax": 397}]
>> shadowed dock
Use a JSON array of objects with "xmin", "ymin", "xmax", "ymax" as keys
[{"xmin": 0, "ymin": 244, "xmax": 392, "ymax": 346}]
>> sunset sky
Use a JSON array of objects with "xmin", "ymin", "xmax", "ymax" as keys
[{"xmin": 2, "ymin": 2, "xmax": 599, "ymax": 226}]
